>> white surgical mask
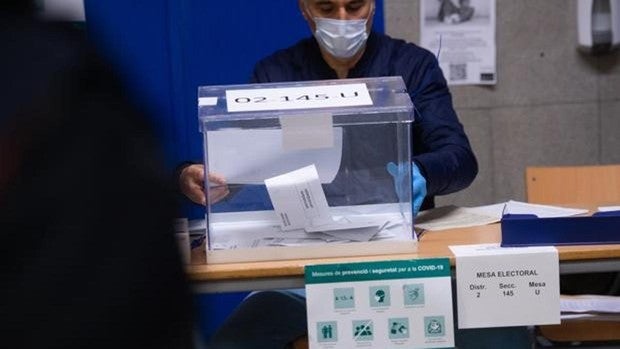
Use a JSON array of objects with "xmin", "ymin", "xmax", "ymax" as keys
[{"xmin": 313, "ymin": 17, "xmax": 369, "ymax": 59}]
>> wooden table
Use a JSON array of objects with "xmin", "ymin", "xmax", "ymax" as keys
[{"xmin": 187, "ymin": 223, "xmax": 620, "ymax": 293}]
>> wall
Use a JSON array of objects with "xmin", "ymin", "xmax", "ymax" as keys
[{"xmin": 386, "ymin": 0, "xmax": 620, "ymax": 206}]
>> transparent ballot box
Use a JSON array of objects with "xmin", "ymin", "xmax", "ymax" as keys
[{"xmin": 198, "ymin": 76, "xmax": 416, "ymax": 263}]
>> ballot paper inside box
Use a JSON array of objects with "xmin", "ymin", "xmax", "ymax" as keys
[{"xmin": 198, "ymin": 77, "xmax": 417, "ymax": 264}]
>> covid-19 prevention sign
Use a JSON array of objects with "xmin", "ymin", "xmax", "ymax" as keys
[{"xmin": 305, "ymin": 258, "xmax": 454, "ymax": 349}]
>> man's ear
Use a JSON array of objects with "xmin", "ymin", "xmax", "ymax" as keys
[
  {"xmin": 365, "ymin": 1, "xmax": 376, "ymax": 32},
  {"xmin": 298, "ymin": 0, "xmax": 309, "ymax": 21},
  {"xmin": 299, "ymin": 0, "xmax": 317, "ymax": 33}
]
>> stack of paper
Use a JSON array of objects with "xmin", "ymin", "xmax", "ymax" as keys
[
  {"xmin": 414, "ymin": 205, "xmax": 499, "ymax": 231},
  {"xmin": 415, "ymin": 200, "xmax": 589, "ymax": 232},
  {"xmin": 560, "ymin": 294, "xmax": 620, "ymax": 321}
]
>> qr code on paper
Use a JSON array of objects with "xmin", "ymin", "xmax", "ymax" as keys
[
  {"xmin": 480, "ymin": 73, "xmax": 495, "ymax": 81},
  {"xmin": 449, "ymin": 63, "xmax": 467, "ymax": 81}
]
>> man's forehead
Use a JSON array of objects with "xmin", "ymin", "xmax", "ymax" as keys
[{"xmin": 305, "ymin": 0, "xmax": 372, "ymax": 5}]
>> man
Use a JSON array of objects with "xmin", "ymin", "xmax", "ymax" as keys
[
  {"xmin": 180, "ymin": 0, "xmax": 478, "ymax": 218},
  {"xmin": 206, "ymin": 1, "xmax": 487, "ymax": 349}
]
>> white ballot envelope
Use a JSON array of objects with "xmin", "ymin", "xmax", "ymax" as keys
[
  {"xmin": 265, "ymin": 164, "xmax": 334, "ymax": 231},
  {"xmin": 207, "ymin": 128, "xmax": 343, "ymax": 184}
]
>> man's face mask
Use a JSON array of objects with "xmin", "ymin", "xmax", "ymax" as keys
[{"xmin": 310, "ymin": 4, "xmax": 373, "ymax": 59}]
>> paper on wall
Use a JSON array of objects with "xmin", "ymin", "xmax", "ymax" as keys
[{"xmin": 420, "ymin": 0, "xmax": 497, "ymax": 85}]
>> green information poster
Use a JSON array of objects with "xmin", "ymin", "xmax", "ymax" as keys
[{"xmin": 305, "ymin": 258, "xmax": 454, "ymax": 348}]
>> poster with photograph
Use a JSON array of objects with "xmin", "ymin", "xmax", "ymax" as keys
[{"xmin": 420, "ymin": 0, "xmax": 496, "ymax": 85}]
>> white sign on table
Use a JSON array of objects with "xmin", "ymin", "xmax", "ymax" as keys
[
  {"xmin": 305, "ymin": 259, "xmax": 454, "ymax": 348},
  {"xmin": 449, "ymin": 243, "xmax": 560, "ymax": 328}
]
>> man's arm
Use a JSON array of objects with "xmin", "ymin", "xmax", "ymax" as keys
[{"xmin": 408, "ymin": 53, "xmax": 478, "ymax": 197}]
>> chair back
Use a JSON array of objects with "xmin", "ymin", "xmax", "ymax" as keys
[
  {"xmin": 527, "ymin": 165, "xmax": 620, "ymax": 345},
  {"xmin": 526, "ymin": 165, "xmax": 620, "ymax": 206}
]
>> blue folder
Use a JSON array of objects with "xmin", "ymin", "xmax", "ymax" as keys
[{"xmin": 501, "ymin": 211, "xmax": 620, "ymax": 247}]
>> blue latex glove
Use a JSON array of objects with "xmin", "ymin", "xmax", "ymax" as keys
[{"xmin": 387, "ymin": 162, "xmax": 427, "ymax": 217}]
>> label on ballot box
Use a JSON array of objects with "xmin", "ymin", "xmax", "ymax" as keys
[
  {"xmin": 225, "ymin": 83, "xmax": 373, "ymax": 112},
  {"xmin": 449, "ymin": 243, "xmax": 560, "ymax": 328},
  {"xmin": 305, "ymin": 259, "xmax": 454, "ymax": 349}
]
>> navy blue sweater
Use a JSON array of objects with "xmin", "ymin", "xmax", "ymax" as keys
[{"xmin": 251, "ymin": 32, "xmax": 478, "ymax": 210}]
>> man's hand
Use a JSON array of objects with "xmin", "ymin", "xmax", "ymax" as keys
[
  {"xmin": 387, "ymin": 162, "xmax": 427, "ymax": 216},
  {"xmin": 179, "ymin": 164, "xmax": 229, "ymax": 205}
]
